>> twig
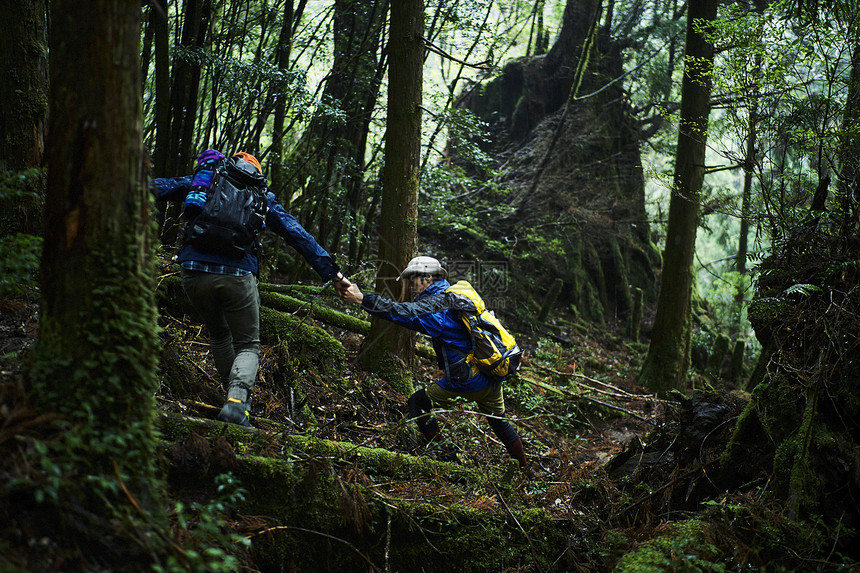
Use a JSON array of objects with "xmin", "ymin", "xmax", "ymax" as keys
[
  {"xmin": 423, "ymin": 37, "xmax": 492, "ymax": 70},
  {"xmin": 494, "ymin": 486, "xmax": 546, "ymax": 573},
  {"xmin": 113, "ymin": 460, "xmax": 144, "ymax": 515},
  {"xmin": 519, "ymin": 374, "xmax": 655, "ymax": 424},
  {"xmin": 529, "ymin": 363, "xmax": 676, "ymax": 405},
  {"xmin": 245, "ymin": 525, "xmax": 382, "ymax": 572}
]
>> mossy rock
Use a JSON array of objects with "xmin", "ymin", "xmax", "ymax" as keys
[{"xmin": 746, "ymin": 296, "xmax": 791, "ymax": 346}]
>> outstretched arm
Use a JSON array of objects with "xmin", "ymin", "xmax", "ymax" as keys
[{"xmin": 265, "ymin": 193, "xmax": 343, "ymax": 283}]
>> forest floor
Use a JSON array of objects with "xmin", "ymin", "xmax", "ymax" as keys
[
  {"xmin": 1, "ymin": 281, "xmax": 668, "ymax": 502},
  {"xmin": 163, "ymin": 288, "xmax": 657, "ymax": 477},
  {"xmin": 0, "ymin": 282, "xmax": 762, "ymax": 571}
]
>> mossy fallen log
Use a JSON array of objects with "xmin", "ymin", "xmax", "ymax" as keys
[
  {"xmin": 156, "ymin": 412, "xmax": 570, "ymax": 572},
  {"xmin": 157, "ymin": 410, "xmax": 477, "ymax": 482},
  {"xmin": 155, "ymin": 276, "xmax": 346, "ymax": 379},
  {"xmin": 259, "ymin": 288, "xmax": 370, "ymax": 334},
  {"xmin": 259, "ymin": 286, "xmax": 436, "ymax": 360}
]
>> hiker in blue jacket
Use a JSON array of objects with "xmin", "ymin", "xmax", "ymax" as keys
[
  {"xmin": 343, "ymin": 256, "xmax": 530, "ymax": 471},
  {"xmin": 152, "ymin": 149, "xmax": 351, "ymax": 427}
]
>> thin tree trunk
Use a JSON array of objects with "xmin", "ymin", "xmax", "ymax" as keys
[
  {"xmin": 359, "ymin": 0, "xmax": 423, "ymax": 394},
  {"xmin": 637, "ymin": 0, "xmax": 718, "ymax": 397},
  {"xmin": 270, "ymin": 0, "xmax": 297, "ymax": 198},
  {"xmin": 0, "ymin": 0, "xmax": 47, "ymax": 235},
  {"xmin": 151, "ymin": 0, "xmax": 174, "ymax": 240},
  {"xmin": 838, "ymin": 41, "xmax": 860, "ymax": 240},
  {"xmin": 734, "ymin": 102, "xmax": 756, "ymax": 336}
]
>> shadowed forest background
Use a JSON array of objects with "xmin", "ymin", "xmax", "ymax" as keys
[{"xmin": 1, "ymin": 0, "xmax": 859, "ymax": 571}]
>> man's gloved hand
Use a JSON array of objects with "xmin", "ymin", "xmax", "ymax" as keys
[{"xmin": 191, "ymin": 149, "xmax": 225, "ymax": 189}]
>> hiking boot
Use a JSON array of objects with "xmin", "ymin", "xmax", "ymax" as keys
[{"xmin": 218, "ymin": 398, "xmax": 251, "ymax": 427}]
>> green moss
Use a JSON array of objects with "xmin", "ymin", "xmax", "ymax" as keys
[
  {"xmin": 157, "ymin": 412, "xmax": 570, "ymax": 572},
  {"xmin": 613, "ymin": 519, "xmax": 722, "ymax": 572},
  {"xmin": 746, "ymin": 296, "xmax": 790, "ymax": 345},
  {"xmin": 721, "ymin": 396, "xmax": 762, "ymax": 468},
  {"xmin": 259, "ymin": 289, "xmax": 370, "ymax": 334},
  {"xmin": 259, "ymin": 305, "xmax": 345, "ymax": 379}
]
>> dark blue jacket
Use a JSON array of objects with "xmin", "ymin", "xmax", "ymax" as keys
[
  {"xmin": 153, "ymin": 175, "xmax": 340, "ymax": 280},
  {"xmin": 361, "ymin": 279, "xmax": 491, "ymax": 392}
]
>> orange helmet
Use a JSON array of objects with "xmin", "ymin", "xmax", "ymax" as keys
[{"xmin": 233, "ymin": 152, "xmax": 262, "ymax": 174}]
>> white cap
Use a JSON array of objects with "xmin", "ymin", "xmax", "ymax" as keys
[{"xmin": 396, "ymin": 256, "xmax": 447, "ymax": 281}]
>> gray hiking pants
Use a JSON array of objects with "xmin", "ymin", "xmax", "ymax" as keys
[{"xmin": 181, "ymin": 269, "xmax": 260, "ymax": 404}]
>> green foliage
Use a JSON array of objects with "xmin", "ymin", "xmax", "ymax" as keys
[
  {"xmin": 0, "ymin": 168, "xmax": 44, "ymax": 298},
  {"xmin": 171, "ymin": 45, "xmax": 320, "ymax": 125},
  {"xmin": 420, "ymin": 162, "xmax": 514, "ymax": 256},
  {"xmin": 0, "ymin": 233, "xmax": 42, "ymax": 298},
  {"xmin": 781, "ymin": 283, "xmax": 822, "ymax": 297},
  {"xmin": 154, "ymin": 473, "xmax": 250, "ymax": 573}
]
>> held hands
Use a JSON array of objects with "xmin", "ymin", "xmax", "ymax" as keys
[
  {"xmin": 332, "ymin": 274, "xmax": 352, "ymax": 299},
  {"xmin": 342, "ymin": 283, "xmax": 364, "ymax": 304}
]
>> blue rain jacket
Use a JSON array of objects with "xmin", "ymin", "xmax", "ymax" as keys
[
  {"xmin": 152, "ymin": 174, "xmax": 340, "ymax": 280},
  {"xmin": 361, "ymin": 279, "xmax": 492, "ymax": 393}
]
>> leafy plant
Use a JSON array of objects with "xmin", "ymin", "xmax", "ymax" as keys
[
  {"xmin": 154, "ymin": 473, "xmax": 250, "ymax": 573},
  {"xmin": 0, "ymin": 233, "xmax": 42, "ymax": 298}
]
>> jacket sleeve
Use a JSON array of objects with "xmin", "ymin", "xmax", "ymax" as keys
[
  {"xmin": 151, "ymin": 176, "xmax": 193, "ymax": 202},
  {"xmin": 265, "ymin": 192, "xmax": 340, "ymax": 282},
  {"xmin": 361, "ymin": 292, "xmax": 454, "ymax": 336}
]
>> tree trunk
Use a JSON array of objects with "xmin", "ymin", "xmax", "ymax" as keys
[
  {"xmin": 0, "ymin": 0, "xmax": 47, "ymax": 235},
  {"xmin": 733, "ymin": 101, "xmax": 756, "ymax": 336},
  {"xmin": 838, "ymin": 40, "xmax": 860, "ymax": 239},
  {"xmin": 151, "ymin": 0, "xmax": 171, "ymax": 177},
  {"xmin": 270, "ymin": 0, "xmax": 297, "ymax": 199},
  {"xmin": 358, "ymin": 0, "xmax": 422, "ymax": 393},
  {"xmin": 27, "ymin": 0, "xmax": 164, "ymax": 561},
  {"xmin": 290, "ymin": 0, "xmax": 388, "ymax": 254},
  {"xmin": 637, "ymin": 0, "xmax": 718, "ymax": 397}
]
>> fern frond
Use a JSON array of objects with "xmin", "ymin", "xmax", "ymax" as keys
[{"xmin": 782, "ymin": 283, "xmax": 822, "ymax": 297}]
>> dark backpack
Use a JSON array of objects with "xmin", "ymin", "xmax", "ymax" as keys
[{"xmin": 185, "ymin": 156, "xmax": 268, "ymax": 259}]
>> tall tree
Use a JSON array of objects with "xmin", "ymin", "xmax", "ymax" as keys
[
  {"xmin": 359, "ymin": 0, "xmax": 423, "ymax": 391},
  {"xmin": 838, "ymin": 40, "xmax": 860, "ymax": 239},
  {"xmin": 637, "ymin": 0, "xmax": 718, "ymax": 396},
  {"xmin": 290, "ymin": 0, "xmax": 388, "ymax": 262},
  {"xmin": 166, "ymin": 0, "xmax": 211, "ymax": 176},
  {"xmin": 25, "ymin": 0, "xmax": 165, "ymax": 564},
  {"xmin": 0, "ymin": 0, "xmax": 47, "ymax": 235}
]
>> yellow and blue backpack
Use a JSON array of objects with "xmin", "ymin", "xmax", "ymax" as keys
[{"xmin": 446, "ymin": 281, "xmax": 522, "ymax": 378}]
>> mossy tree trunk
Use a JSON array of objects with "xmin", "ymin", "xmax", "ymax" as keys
[
  {"xmin": 25, "ymin": 0, "xmax": 165, "ymax": 564},
  {"xmin": 637, "ymin": 0, "xmax": 718, "ymax": 397},
  {"xmin": 359, "ymin": 0, "xmax": 423, "ymax": 395},
  {"xmin": 0, "ymin": 0, "xmax": 47, "ymax": 236},
  {"xmin": 461, "ymin": 0, "xmax": 658, "ymax": 325}
]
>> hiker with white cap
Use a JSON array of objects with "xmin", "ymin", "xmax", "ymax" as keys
[{"xmin": 343, "ymin": 256, "xmax": 530, "ymax": 472}]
